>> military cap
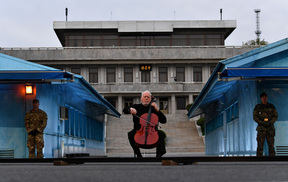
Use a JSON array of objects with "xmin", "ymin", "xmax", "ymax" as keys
[
  {"xmin": 260, "ymin": 92, "xmax": 268, "ymax": 98},
  {"xmin": 33, "ymin": 99, "xmax": 39, "ymax": 103}
]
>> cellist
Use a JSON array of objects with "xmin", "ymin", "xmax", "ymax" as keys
[{"xmin": 123, "ymin": 90, "xmax": 167, "ymax": 158}]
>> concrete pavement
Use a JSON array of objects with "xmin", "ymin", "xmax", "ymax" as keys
[{"xmin": 1, "ymin": 161, "xmax": 288, "ymax": 182}]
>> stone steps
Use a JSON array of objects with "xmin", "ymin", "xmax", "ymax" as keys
[{"xmin": 105, "ymin": 114, "xmax": 205, "ymax": 155}]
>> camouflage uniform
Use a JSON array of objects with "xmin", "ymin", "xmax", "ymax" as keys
[
  {"xmin": 253, "ymin": 102, "xmax": 278, "ymax": 156},
  {"xmin": 25, "ymin": 109, "xmax": 47, "ymax": 158}
]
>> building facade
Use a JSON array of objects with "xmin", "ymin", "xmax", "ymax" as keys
[
  {"xmin": 0, "ymin": 54, "xmax": 120, "ymax": 158},
  {"xmin": 0, "ymin": 20, "xmax": 258, "ymax": 119},
  {"xmin": 188, "ymin": 38, "xmax": 288, "ymax": 156}
]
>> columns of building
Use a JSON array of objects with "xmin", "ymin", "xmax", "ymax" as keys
[
  {"xmin": 189, "ymin": 94, "xmax": 193, "ymax": 104},
  {"xmin": 171, "ymin": 94, "xmax": 176, "ymax": 114},
  {"xmin": 117, "ymin": 95, "xmax": 122, "ymax": 113}
]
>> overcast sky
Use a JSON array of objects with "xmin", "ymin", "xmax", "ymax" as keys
[{"xmin": 1, "ymin": 0, "xmax": 287, "ymax": 47}]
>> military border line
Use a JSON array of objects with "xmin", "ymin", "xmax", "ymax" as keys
[{"xmin": 0, "ymin": 156, "xmax": 288, "ymax": 166}]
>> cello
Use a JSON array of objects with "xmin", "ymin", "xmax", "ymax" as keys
[{"xmin": 134, "ymin": 98, "xmax": 159, "ymax": 149}]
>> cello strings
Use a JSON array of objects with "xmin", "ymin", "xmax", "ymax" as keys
[{"xmin": 132, "ymin": 114, "xmax": 161, "ymax": 128}]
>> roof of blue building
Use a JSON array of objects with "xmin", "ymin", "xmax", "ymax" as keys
[
  {"xmin": 0, "ymin": 53, "xmax": 121, "ymax": 118},
  {"xmin": 188, "ymin": 38, "xmax": 288, "ymax": 118}
]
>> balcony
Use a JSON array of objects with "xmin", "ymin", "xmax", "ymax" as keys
[
  {"xmin": 91, "ymin": 82, "xmax": 206, "ymax": 94},
  {"xmin": 0, "ymin": 46, "xmax": 259, "ymax": 64}
]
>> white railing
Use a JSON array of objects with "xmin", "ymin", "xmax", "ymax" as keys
[{"xmin": 0, "ymin": 45, "xmax": 261, "ymax": 51}]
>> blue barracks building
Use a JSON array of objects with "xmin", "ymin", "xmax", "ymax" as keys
[
  {"xmin": 0, "ymin": 53, "xmax": 120, "ymax": 158},
  {"xmin": 188, "ymin": 38, "xmax": 288, "ymax": 156}
]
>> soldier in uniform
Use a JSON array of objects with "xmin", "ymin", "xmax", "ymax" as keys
[
  {"xmin": 253, "ymin": 92, "xmax": 278, "ymax": 156},
  {"xmin": 25, "ymin": 99, "xmax": 47, "ymax": 158}
]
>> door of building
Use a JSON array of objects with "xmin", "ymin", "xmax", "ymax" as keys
[
  {"xmin": 159, "ymin": 98, "xmax": 168, "ymax": 114},
  {"xmin": 264, "ymin": 87, "xmax": 288, "ymax": 155},
  {"xmin": 0, "ymin": 87, "xmax": 27, "ymax": 158}
]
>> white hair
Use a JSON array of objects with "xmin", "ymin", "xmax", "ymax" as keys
[{"xmin": 141, "ymin": 90, "xmax": 152, "ymax": 97}]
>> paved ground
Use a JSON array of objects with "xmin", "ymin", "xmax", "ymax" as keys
[{"xmin": 1, "ymin": 161, "xmax": 288, "ymax": 182}]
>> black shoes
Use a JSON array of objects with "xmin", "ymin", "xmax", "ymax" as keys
[
  {"xmin": 156, "ymin": 151, "xmax": 166, "ymax": 158},
  {"xmin": 134, "ymin": 153, "xmax": 143, "ymax": 158}
]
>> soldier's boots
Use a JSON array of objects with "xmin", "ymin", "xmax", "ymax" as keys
[{"xmin": 28, "ymin": 148, "xmax": 44, "ymax": 158}]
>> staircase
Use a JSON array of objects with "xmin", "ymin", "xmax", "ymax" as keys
[{"xmin": 106, "ymin": 114, "xmax": 205, "ymax": 157}]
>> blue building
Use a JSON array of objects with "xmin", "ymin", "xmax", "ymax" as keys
[
  {"xmin": 0, "ymin": 53, "xmax": 120, "ymax": 158},
  {"xmin": 188, "ymin": 38, "xmax": 288, "ymax": 156}
]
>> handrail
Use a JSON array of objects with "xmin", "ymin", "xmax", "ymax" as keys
[{"xmin": 0, "ymin": 45, "xmax": 261, "ymax": 51}]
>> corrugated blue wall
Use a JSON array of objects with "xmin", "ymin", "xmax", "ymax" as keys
[
  {"xmin": 0, "ymin": 83, "xmax": 106, "ymax": 158},
  {"xmin": 202, "ymin": 40, "xmax": 288, "ymax": 156},
  {"xmin": 206, "ymin": 76, "xmax": 288, "ymax": 156},
  {"xmin": 258, "ymin": 82, "xmax": 288, "ymax": 155},
  {"xmin": 205, "ymin": 80, "xmax": 258, "ymax": 156},
  {"xmin": 36, "ymin": 84, "xmax": 106, "ymax": 158},
  {"xmin": 0, "ymin": 84, "xmax": 27, "ymax": 158}
]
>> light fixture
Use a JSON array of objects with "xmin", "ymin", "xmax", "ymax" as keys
[{"xmin": 25, "ymin": 85, "xmax": 33, "ymax": 95}]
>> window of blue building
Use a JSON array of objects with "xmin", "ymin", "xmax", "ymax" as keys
[
  {"xmin": 87, "ymin": 117, "xmax": 92, "ymax": 139},
  {"xmin": 74, "ymin": 111, "xmax": 79, "ymax": 137},
  {"xmin": 206, "ymin": 111, "xmax": 224, "ymax": 133},
  {"xmin": 82, "ymin": 115, "xmax": 87, "ymax": 138},
  {"xmin": 226, "ymin": 101, "xmax": 239, "ymax": 123},
  {"xmin": 64, "ymin": 107, "xmax": 70, "ymax": 135},
  {"xmin": 70, "ymin": 108, "xmax": 75, "ymax": 136},
  {"xmin": 64, "ymin": 106, "xmax": 104, "ymax": 141}
]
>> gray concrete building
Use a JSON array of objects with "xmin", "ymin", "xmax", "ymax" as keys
[
  {"xmin": 0, "ymin": 20, "xmax": 260, "ymax": 155},
  {"xmin": 0, "ymin": 20, "xmax": 257, "ymax": 117}
]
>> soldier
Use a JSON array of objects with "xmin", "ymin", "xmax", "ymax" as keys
[
  {"xmin": 253, "ymin": 92, "xmax": 278, "ymax": 156},
  {"xmin": 25, "ymin": 99, "xmax": 47, "ymax": 158}
]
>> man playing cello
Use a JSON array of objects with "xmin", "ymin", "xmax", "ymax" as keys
[{"xmin": 123, "ymin": 90, "xmax": 167, "ymax": 158}]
